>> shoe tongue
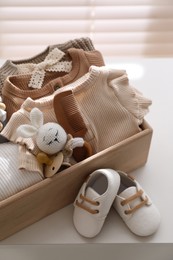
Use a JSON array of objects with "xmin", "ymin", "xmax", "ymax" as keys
[
  {"xmin": 85, "ymin": 187, "xmax": 100, "ymax": 200},
  {"xmin": 119, "ymin": 186, "xmax": 137, "ymax": 198},
  {"xmin": 119, "ymin": 186, "xmax": 141, "ymax": 208}
]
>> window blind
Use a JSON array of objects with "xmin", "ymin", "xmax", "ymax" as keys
[{"xmin": 0, "ymin": 0, "xmax": 173, "ymax": 59}]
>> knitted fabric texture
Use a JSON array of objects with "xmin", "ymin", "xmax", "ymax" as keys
[
  {"xmin": 1, "ymin": 66, "xmax": 151, "ymax": 173},
  {"xmin": 53, "ymin": 66, "xmax": 152, "ymax": 153},
  {"xmin": 0, "ymin": 37, "xmax": 95, "ymax": 94},
  {"xmin": 2, "ymin": 49, "xmax": 104, "ymax": 120},
  {"xmin": 0, "ymin": 142, "xmax": 43, "ymax": 201}
]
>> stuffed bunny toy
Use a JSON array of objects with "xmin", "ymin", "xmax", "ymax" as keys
[{"xmin": 17, "ymin": 107, "xmax": 89, "ymax": 178}]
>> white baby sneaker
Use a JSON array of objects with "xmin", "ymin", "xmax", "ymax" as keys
[
  {"xmin": 113, "ymin": 171, "xmax": 161, "ymax": 236},
  {"xmin": 73, "ymin": 168, "xmax": 120, "ymax": 238}
]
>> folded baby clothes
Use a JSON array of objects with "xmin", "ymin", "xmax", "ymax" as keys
[
  {"xmin": 0, "ymin": 60, "xmax": 105, "ymax": 172},
  {"xmin": 0, "ymin": 142, "xmax": 43, "ymax": 201},
  {"xmin": 0, "ymin": 37, "xmax": 95, "ymax": 94},
  {"xmin": 53, "ymin": 66, "xmax": 152, "ymax": 153},
  {"xmin": 1, "ymin": 66, "xmax": 151, "ymax": 174},
  {"xmin": 2, "ymin": 48, "xmax": 104, "ymax": 120}
]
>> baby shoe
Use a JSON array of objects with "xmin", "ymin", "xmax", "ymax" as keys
[
  {"xmin": 113, "ymin": 171, "xmax": 161, "ymax": 236},
  {"xmin": 73, "ymin": 168, "xmax": 120, "ymax": 238}
]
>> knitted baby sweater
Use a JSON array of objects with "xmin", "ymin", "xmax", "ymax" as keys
[
  {"xmin": 54, "ymin": 66, "xmax": 152, "ymax": 153},
  {"xmin": 2, "ymin": 48, "xmax": 104, "ymax": 120},
  {"xmin": 1, "ymin": 66, "xmax": 152, "ymax": 175},
  {"xmin": 0, "ymin": 37, "xmax": 95, "ymax": 94}
]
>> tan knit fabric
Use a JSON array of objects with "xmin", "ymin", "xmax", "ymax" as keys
[
  {"xmin": 2, "ymin": 49, "xmax": 104, "ymax": 120},
  {"xmin": 1, "ymin": 66, "xmax": 151, "ymax": 174},
  {"xmin": 0, "ymin": 37, "xmax": 95, "ymax": 94}
]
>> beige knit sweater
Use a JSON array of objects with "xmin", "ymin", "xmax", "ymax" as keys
[
  {"xmin": 2, "ymin": 48, "xmax": 104, "ymax": 120},
  {"xmin": 1, "ymin": 66, "xmax": 152, "ymax": 176},
  {"xmin": 54, "ymin": 66, "xmax": 152, "ymax": 153}
]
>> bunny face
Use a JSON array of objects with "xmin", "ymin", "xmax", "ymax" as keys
[
  {"xmin": 36, "ymin": 122, "xmax": 67, "ymax": 155},
  {"xmin": 17, "ymin": 108, "xmax": 68, "ymax": 155}
]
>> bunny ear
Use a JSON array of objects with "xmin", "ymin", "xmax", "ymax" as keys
[
  {"xmin": 17, "ymin": 124, "xmax": 38, "ymax": 138},
  {"xmin": 30, "ymin": 108, "xmax": 44, "ymax": 129}
]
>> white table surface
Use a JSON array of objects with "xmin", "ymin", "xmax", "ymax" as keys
[{"xmin": 0, "ymin": 57, "xmax": 173, "ymax": 245}]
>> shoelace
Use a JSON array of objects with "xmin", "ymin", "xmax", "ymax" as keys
[
  {"xmin": 75, "ymin": 193, "xmax": 100, "ymax": 214},
  {"xmin": 120, "ymin": 189, "xmax": 148, "ymax": 215}
]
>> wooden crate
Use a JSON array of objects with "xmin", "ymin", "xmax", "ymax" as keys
[{"xmin": 0, "ymin": 120, "xmax": 153, "ymax": 240}]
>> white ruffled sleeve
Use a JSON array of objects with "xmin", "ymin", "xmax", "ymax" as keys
[{"xmin": 110, "ymin": 74, "xmax": 152, "ymax": 125}]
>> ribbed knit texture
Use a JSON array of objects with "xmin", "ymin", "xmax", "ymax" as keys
[
  {"xmin": 1, "ymin": 66, "xmax": 151, "ymax": 173},
  {"xmin": 0, "ymin": 142, "xmax": 43, "ymax": 201},
  {"xmin": 54, "ymin": 66, "xmax": 152, "ymax": 153},
  {"xmin": 2, "ymin": 49, "xmax": 104, "ymax": 120},
  {"xmin": 0, "ymin": 37, "xmax": 95, "ymax": 94}
]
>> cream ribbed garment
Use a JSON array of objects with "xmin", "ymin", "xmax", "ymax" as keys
[
  {"xmin": 1, "ymin": 66, "xmax": 152, "ymax": 174},
  {"xmin": 0, "ymin": 37, "xmax": 95, "ymax": 94},
  {"xmin": 53, "ymin": 66, "xmax": 152, "ymax": 153},
  {"xmin": 0, "ymin": 142, "xmax": 43, "ymax": 201}
]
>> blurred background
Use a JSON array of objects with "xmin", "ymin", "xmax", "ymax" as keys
[{"xmin": 0, "ymin": 0, "xmax": 173, "ymax": 59}]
